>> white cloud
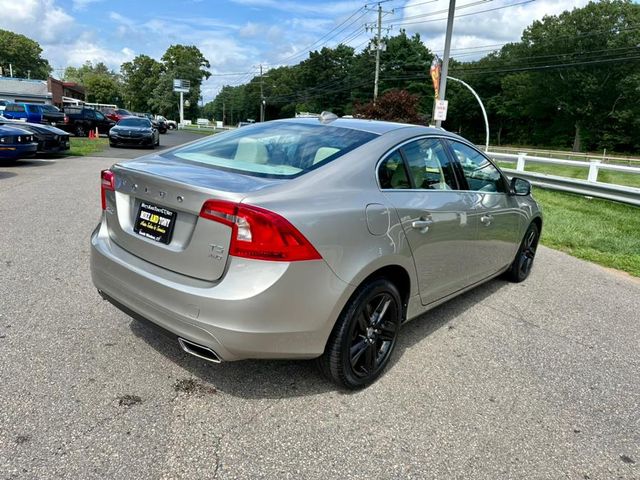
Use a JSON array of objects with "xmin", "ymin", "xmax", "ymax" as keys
[
  {"xmin": 400, "ymin": 0, "xmax": 593, "ymax": 59},
  {"xmin": 45, "ymin": 34, "xmax": 136, "ymax": 71},
  {"xmin": 72, "ymin": 0, "xmax": 104, "ymax": 10},
  {"xmin": 231, "ymin": 0, "xmax": 362, "ymax": 16},
  {"xmin": 0, "ymin": 0, "xmax": 75, "ymax": 43}
]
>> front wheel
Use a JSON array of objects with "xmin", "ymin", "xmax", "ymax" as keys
[
  {"xmin": 75, "ymin": 125, "xmax": 86, "ymax": 137},
  {"xmin": 318, "ymin": 278, "xmax": 402, "ymax": 389},
  {"xmin": 506, "ymin": 222, "xmax": 540, "ymax": 282}
]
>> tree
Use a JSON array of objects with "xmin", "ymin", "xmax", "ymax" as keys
[
  {"xmin": 150, "ymin": 45, "xmax": 210, "ymax": 120},
  {"xmin": 63, "ymin": 61, "xmax": 123, "ymax": 104},
  {"xmin": 0, "ymin": 29, "xmax": 51, "ymax": 79},
  {"xmin": 354, "ymin": 89, "xmax": 423, "ymax": 124},
  {"xmin": 121, "ymin": 55, "xmax": 164, "ymax": 112}
]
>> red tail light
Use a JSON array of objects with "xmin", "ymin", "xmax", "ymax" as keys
[
  {"xmin": 101, "ymin": 169, "xmax": 115, "ymax": 210},
  {"xmin": 199, "ymin": 200, "xmax": 322, "ymax": 262},
  {"xmin": 64, "ymin": 115, "xmax": 69, "ymax": 124}
]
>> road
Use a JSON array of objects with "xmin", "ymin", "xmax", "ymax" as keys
[{"xmin": 1, "ymin": 132, "xmax": 639, "ymax": 479}]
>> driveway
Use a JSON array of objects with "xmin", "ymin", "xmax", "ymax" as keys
[{"xmin": 0, "ymin": 152, "xmax": 638, "ymax": 479}]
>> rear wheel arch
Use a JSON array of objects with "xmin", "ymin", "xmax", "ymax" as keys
[
  {"xmin": 369, "ymin": 265, "xmax": 410, "ymax": 314},
  {"xmin": 348, "ymin": 264, "xmax": 411, "ymax": 320}
]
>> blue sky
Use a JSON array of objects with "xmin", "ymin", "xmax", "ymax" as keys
[{"xmin": 1, "ymin": 0, "xmax": 593, "ymax": 101}]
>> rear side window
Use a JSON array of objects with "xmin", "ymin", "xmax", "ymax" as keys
[
  {"xmin": 8, "ymin": 105, "xmax": 26, "ymax": 113},
  {"xmin": 449, "ymin": 141, "xmax": 506, "ymax": 193},
  {"xmin": 170, "ymin": 122, "xmax": 377, "ymax": 178},
  {"xmin": 379, "ymin": 150, "xmax": 410, "ymax": 189},
  {"xmin": 402, "ymin": 138, "xmax": 457, "ymax": 190}
]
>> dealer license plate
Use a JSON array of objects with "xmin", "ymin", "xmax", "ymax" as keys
[{"xmin": 134, "ymin": 202, "xmax": 177, "ymax": 244}]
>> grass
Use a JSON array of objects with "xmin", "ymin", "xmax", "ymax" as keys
[
  {"xmin": 490, "ymin": 144, "xmax": 640, "ymax": 164},
  {"xmin": 533, "ymin": 187, "xmax": 640, "ymax": 277},
  {"xmin": 181, "ymin": 126, "xmax": 220, "ymax": 136},
  {"xmin": 66, "ymin": 137, "xmax": 109, "ymax": 156},
  {"xmin": 497, "ymin": 161, "xmax": 640, "ymax": 188}
]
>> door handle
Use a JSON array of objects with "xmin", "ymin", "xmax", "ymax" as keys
[
  {"xmin": 480, "ymin": 214, "xmax": 493, "ymax": 226},
  {"xmin": 411, "ymin": 218, "xmax": 433, "ymax": 233}
]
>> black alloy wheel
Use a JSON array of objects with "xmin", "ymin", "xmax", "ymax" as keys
[
  {"xmin": 319, "ymin": 278, "xmax": 402, "ymax": 389},
  {"xmin": 506, "ymin": 222, "xmax": 540, "ymax": 282}
]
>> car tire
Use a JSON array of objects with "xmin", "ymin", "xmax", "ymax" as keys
[
  {"xmin": 109, "ymin": 142, "xmax": 117, "ymax": 148},
  {"xmin": 505, "ymin": 222, "xmax": 540, "ymax": 283},
  {"xmin": 318, "ymin": 278, "xmax": 402, "ymax": 389},
  {"xmin": 75, "ymin": 125, "xmax": 86, "ymax": 137}
]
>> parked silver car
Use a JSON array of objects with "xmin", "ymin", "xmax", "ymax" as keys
[{"xmin": 91, "ymin": 116, "xmax": 542, "ymax": 389}]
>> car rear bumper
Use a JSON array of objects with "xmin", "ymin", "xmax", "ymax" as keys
[{"xmin": 90, "ymin": 219, "xmax": 353, "ymax": 361}]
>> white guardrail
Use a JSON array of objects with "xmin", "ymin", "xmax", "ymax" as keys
[{"xmin": 487, "ymin": 151, "xmax": 640, "ymax": 207}]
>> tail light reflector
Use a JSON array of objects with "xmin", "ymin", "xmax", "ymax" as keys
[
  {"xmin": 199, "ymin": 200, "xmax": 321, "ymax": 262},
  {"xmin": 101, "ymin": 169, "xmax": 115, "ymax": 210}
]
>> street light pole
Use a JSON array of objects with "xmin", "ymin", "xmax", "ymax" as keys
[
  {"xmin": 447, "ymin": 76, "xmax": 490, "ymax": 151},
  {"xmin": 179, "ymin": 91, "xmax": 184, "ymax": 125},
  {"xmin": 260, "ymin": 64, "xmax": 265, "ymax": 122},
  {"xmin": 435, "ymin": 0, "xmax": 456, "ymax": 128}
]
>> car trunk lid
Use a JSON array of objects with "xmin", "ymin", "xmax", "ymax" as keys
[{"xmin": 105, "ymin": 157, "xmax": 284, "ymax": 281}]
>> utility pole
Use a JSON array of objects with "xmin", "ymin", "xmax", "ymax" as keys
[
  {"xmin": 222, "ymin": 99, "xmax": 226, "ymax": 126},
  {"xmin": 366, "ymin": 1, "xmax": 393, "ymax": 103},
  {"xmin": 373, "ymin": 5, "xmax": 382, "ymax": 102},
  {"xmin": 435, "ymin": 0, "xmax": 456, "ymax": 128}
]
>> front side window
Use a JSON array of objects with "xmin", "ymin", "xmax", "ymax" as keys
[
  {"xmin": 401, "ymin": 138, "xmax": 457, "ymax": 190},
  {"xmin": 449, "ymin": 141, "xmax": 505, "ymax": 193},
  {"xmin": 169, "ymin": 122, "xmax": 377, "ymax": 178}
]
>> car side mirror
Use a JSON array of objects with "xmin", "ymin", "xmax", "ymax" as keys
[{"xmin": 510, "ymin": 177, "xmax": 531, "ymax": 196}]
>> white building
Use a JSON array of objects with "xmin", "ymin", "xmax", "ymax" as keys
[{"xmin": 0, "ymin": 77, "xmax": 52, "ymax": 104}]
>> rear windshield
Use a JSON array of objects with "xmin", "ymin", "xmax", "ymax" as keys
[
  {"xmin": 116, "ymin": 109, "xmax": 132, "ymax": 115},
  {"xmin": 118, "ymin": 118, "xmax": 151, "ymax": 127},
  {"xmin": 169, "ymin": 122, "xmax": 377, "ymax": 178}
]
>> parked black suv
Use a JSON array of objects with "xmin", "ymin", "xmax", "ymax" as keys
[
  {"xmin": 61, "ymin": 107, "xmax": 115, "ymax": 137},
  {"xmin": 40, "ymin": 105, "xmax": 66, "ymax": 126}
]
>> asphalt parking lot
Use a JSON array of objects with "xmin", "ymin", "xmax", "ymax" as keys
[
  {"xmin": 94, "ymin": 129, "xmax": 202, "ymax": 159},
  {"xmin": 1, "ymin": 133, "xmax": 639, "ymax": 479}
]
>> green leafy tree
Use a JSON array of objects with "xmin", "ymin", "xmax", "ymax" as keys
[
  {"xmin": 121, "ymin": 55, "xmax": 164, "ymax": 112},
  {"xmin": 150, "ymin": 45, "xmax": 211, "ymax": 120},
  {"xmin": 0, "ymin": 29, "xmax": 51, "ymax": 79},
  {"xmin": 64, "ymin": 61, "xmax": 123, "ymax": 104}
]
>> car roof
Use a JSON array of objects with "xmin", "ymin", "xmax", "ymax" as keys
[{"xmin": 271, "ymin": 116, "xmax": 457, "ymax": 137}]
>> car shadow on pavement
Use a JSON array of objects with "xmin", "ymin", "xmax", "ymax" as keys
[
  {"xmin": 128, "ymin": 277, "xmax": 509, "ymax": 399},
  {"xmin": 0, "ymin": 170, "xmax": 17, "ymax": 180}
]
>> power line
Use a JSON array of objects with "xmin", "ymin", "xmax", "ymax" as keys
[
  {"xmin": 384, "ymin": 0, "xmax": 492, "ymax": 24},
  {"xmin": 278, "ymin": 7, "xmax": 370, "ymax": 64},
  {"xmin": 392, "ymin": 0, "xmax": 439, "ymax": 11},
  {"xmin": 393, "ymin": 0, "xmax": 535, "ymax": 27}
]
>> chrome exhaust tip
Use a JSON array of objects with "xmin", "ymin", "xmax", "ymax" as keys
[{"xmin": 178, "ymin": 337, "xmax": 222, "ymax": 364}]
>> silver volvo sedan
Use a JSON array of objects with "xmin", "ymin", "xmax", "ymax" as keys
[{"xmin": 91, "ymin": 116, "xmax": 542, "ymax": 389}]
